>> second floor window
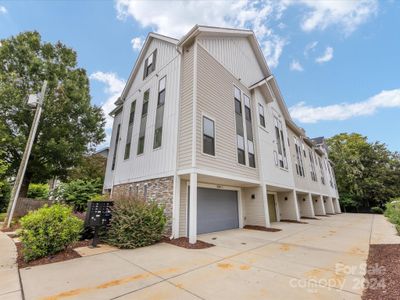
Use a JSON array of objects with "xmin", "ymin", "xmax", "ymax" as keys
[
  {"xmin": 153, "ymin": 76, "xmax": 166, "ymax": 149},
  {"xmin": 294, "ymin": 137, "xmax": 305, "ymax": 177},
  {"xmin": 203, "ymin": 116, "xmax": 215, "ymax": 156},
  {"xmin": 234, "ymin": 86, "xmax": 245, "ymax": 165},
  {"xmin": 244, "ymin": 94, "xmax": 255, "ymax": 168},
  {"xmin": 318, "ymin": 156, "xmax": 325, "ymax": 184},
  {"xmin": 258, "ymin": 103, "xmax": 265, "ymax": 127},
  {"xmin": 143, "ymin": 49, "xmax": 157, "ymax": 79},
  {"xmin": 137, "ymin": 89, "xmax": 150, "ymax": 155},
  {"xmin": 124, "ymin": 100, "xmax": 136, "ymax": 159},
  {"xmin": 274, "ymin": 116, "xmax": 288, "ymax": 169},
  {"xmin": 309, "ymin": 149, "xmax": 317, "ymax": 182}
]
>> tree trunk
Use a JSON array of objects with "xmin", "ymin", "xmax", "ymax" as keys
[{"xmin": 19, "ymin": 172, "xmax": 32, "ymax": 198}]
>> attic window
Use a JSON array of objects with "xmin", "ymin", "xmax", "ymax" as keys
[{"xmin": 143, "ymin": 49, "xmax": 157, "ymax": 79}]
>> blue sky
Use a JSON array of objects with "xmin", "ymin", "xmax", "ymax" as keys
[{"xmin": 1, "ymin": 0, "xmax": 399, "ymax": 151}]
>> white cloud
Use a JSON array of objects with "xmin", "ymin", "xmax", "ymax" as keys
[
  {"xmin": 290, "ymin": 59, "xmax": 304, "ymax": 72},
  {"xmin": 115, "ymin": 0, "xmax": 289, "ymax": 68},
  {"xmin": 0, "ymin": 5, "xmax": 7, "ymax": 14},
  {"xmin": 89, "ymin": 72, "xmax": 125, "ymax": 134},
  {"xmin": 304, "ymin": 41, "xmax": 318, "ymax": 57},
  {"xmin": 131, "ymin": 36, "xmax": 144, "ymax": 51},
  {"xmin": 298, "ymin": 0, "xmax": 378, "ymax": 34},
  {"xmin": 289, "ymin": 89, "xmax": 400, "ymax": 123},
  {"xmin": 316, "ymin": 47, "xmax": 333, "ymax": 64}
]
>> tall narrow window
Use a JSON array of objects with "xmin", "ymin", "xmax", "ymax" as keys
[
  {"xmin": 274, "ymin": 117, "xmax": 287, "ymax": 169},
  {"xmin": 153, "ymin": 76, "xmax": 166, "ymax": 149},
  {"xmin": 244, "ymin": 94, "xmax": 255, "ymax": 168},
  {"xmin": 318, "ymin": 156, "xmax": 325, "ymax": 184},
  {"xmin": 111, "ymin": 124, "xmax": 121, "ymax": 170},
  {"xmin": 202, "ymin": 116, "xmax": 215, "ymax": 156},
  {"xmin": 234, "ymin": 86, "xmax": 245, "ymax": 165},
  {"xmin": 143, "ymin": 49, "xmax": 157, "ymax": 79},
  {"xmin": 137, "ymin": 89, "xmax": 150, "ymax": 155},
  {"xmin": 309, "ymin": 149, "xmax": 317, "ymax": 182},
  {"xmin": 124, "ymin": 101, "xmax": 136, "ymax": 159},
  {"xmin": 294, "ymin": 137, "xmax": 305, "ymax": 177},
  {"xmin": 258, "ymin": 103, "xmax": 265, "ymax": 127}
]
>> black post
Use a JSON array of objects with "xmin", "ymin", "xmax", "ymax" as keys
[{"xmin": 91, "ymin": 226, "xmax": 100, "ymax": 248}]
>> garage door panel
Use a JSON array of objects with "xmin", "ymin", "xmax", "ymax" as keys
[{"xmin": 189, "ymin": 187, "xmax": 239, "ymax": 235}]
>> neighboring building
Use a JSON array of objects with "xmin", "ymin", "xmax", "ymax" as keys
[{"xmin": 104, "ymin": 25, "xmax": 340, "ymax": 243}]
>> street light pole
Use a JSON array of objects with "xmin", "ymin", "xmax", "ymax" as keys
[{"xmin": 4, "ymin": 81, "xmax": 48, "ymax": 228}]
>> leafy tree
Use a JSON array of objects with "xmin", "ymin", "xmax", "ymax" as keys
[
  {"xmin": 0, "ymin": 140, "xmax": 10, "ymax": 212},
  {"xmin": 52, "ymin": 179, "xmax": 102, "ymax": 212},
  {"xmin": 0, "ymin": 31, "xmax": 105, "ymax": 197},
  {"xmin": 68, "ymin": 153, "xmax": 107, "ymax": 182},
  {"xmin": 327, "ymin": 133, "xmax": 400, "ymax": 211}
]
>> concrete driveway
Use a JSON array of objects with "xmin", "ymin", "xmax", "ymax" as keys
[{"xmin": 20, "ymin": 213, "xmax": 400, "ymax": 300}]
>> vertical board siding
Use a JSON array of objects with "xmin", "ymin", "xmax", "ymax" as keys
[
  {"xmin": 104, "ymin": 112, "xmax": 122, "ymax": 189},
  {"xmin": 254, "ymin": 89, "xmax": 295, "ymax": 188},
  {"xmin": 177, "ymin": 45, "xmax": 194, "ymax": 169},
  {"xmin": 198, "ymin": 36, "xmax": 264, "ymax": 87},
  {"xmin": 107, "ymin": 39, "xmax": 180, "ymax": 186},
  {"xmin": 196, "ymin": 44, "xmax": 258, "ymax": 180}
]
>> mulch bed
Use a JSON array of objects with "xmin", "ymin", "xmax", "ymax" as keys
[
  {"xmin": 362, "ymin": 244, "xmax": 400, "ymax": 300},
  {"xmin": 243, "ymin": 225, "xmax": 281, "ymax": 232},
  {"xmin": 280, "ymin": 219, "xmax": 308, "ymax": 224},
  {"xmin": 163, "ymin": 237, "xmax": 214, "ymax": 249},
  {"xmin": 1, "ymin": 223, "xmax": 21, "ymax": 232},
  {"xmin": 16, "ymin": 240, "xmax": 91, "ymax": 269}
]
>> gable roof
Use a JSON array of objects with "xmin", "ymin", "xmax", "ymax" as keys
[
  {"xmin": 118, "ymin": 32, "xmax": 178, "ymax": 104},
  {"xmin": 178, "ymin": 25, "xmax": 271, "ymax": 79}
]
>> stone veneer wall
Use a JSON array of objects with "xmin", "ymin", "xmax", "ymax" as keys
[{"xmin": 112, "ymin": 176, "xmax": 174, "ymax": 235}]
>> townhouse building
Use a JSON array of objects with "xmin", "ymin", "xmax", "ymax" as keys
[{"xmin": 103, "ymin": 25, "xmax": 340, "ymax": 243}]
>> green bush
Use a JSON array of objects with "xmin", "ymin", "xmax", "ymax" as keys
[
  {"xmin": 27, "ymin": 183, "xmax": 49, "ymax": 199},
  {"xmin": 19, "ymin": 204, "xmax": 83, "ymax": 262},
  {"xmin": 370, "ymin": 206, "xmax": 384, "ymax": 214},
  {"xmin": 107, "ymin": 199, "xmax": 166, "ymax": 249},
  {"xmin": 384, "ymin": 200, "xmax": 400, "ymax": 234},
  {"xmin": 52, "ymin": 179, "xmax": 102, "ymax": 212}
]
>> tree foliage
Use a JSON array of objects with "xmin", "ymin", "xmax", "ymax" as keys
[
  {"xmin": 52, "ymin": 179, "xmax": 102, "ymax": 212},
  {"xmin": 0, "ymin": 31, "xmax": 105, "ymax": 196},
  {"xmin": 68, "ymin": 153, "xmax": 107, "ymax": 182},
  {"xmin": 327, "ymin": 133, "xmax": 400, "ymax": 211}
]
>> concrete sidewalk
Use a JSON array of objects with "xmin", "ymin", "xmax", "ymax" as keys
[
  {"xmin": 18, "ymin": 213, "xmax": 400, "ymax": 300},
  {"xmin": 0, "ymin": 227, "xmax": 22, "ymax": 300}
]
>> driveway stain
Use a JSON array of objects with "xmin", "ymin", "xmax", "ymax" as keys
[
  {"xmin": 40, "ymin": 268, "xmax": 186, "ymax": 299},
  {"xmin": 239, "ymin": 264, "xmax": 251, "ymax": 270},
  {"xmin": 217, "ymin": 263, "xmax": 233, "ymax": 270},
  {"xmin": 279, "ymin": 244, "xmax": 291, "ymax": 251}
]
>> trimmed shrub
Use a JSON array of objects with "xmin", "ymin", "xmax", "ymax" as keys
[
  {"xmin": 19, "ymin": 204, "xmax": 83, "ymax": 262},
  {"xmin": 107, "ymin": 199, "xmax": 166, "ymax": 249},
  {"xmin": 385, "ymin": 200, "xmax": 400, "ymax": 234},
  {"xmin": 370, "ymin": 206, "xmax": 384, "ymax": 214},
  {"xmin": 27, "ymin": 183, "xmax": 49, "ymax": 199}
]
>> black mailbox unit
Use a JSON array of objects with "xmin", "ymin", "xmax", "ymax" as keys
[{"xmin": 85, "ymin": 201, "xmax": 113, "ymax": 247}]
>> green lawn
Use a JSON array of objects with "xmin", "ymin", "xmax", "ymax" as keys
[{"xmin": 0, "ymin": 212, "xmax": 6, "ymax": 222}]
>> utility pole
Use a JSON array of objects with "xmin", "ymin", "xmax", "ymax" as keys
[{"xmin": 4, "ymin": 81, "xmax": 48, "ymax": 228}]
